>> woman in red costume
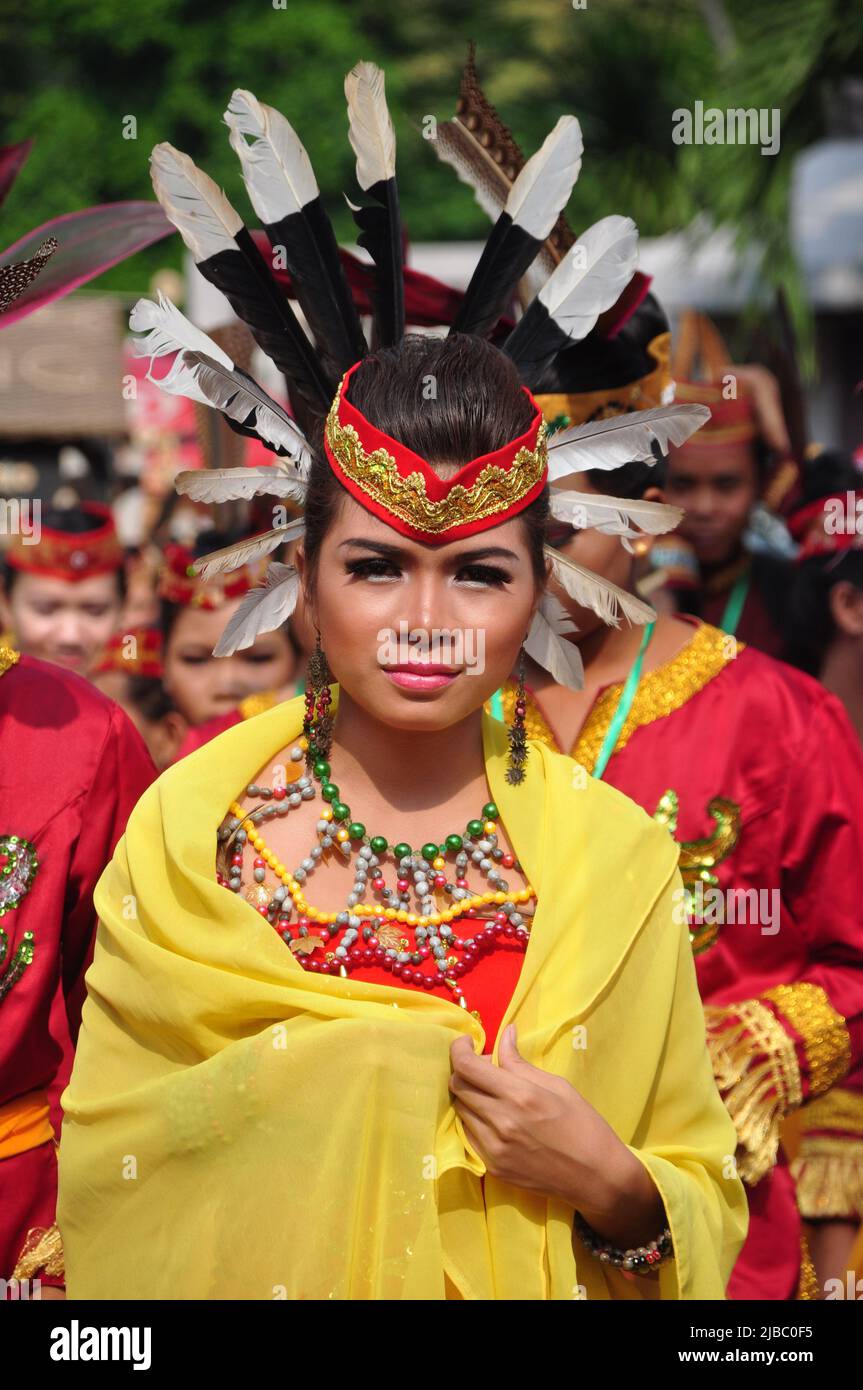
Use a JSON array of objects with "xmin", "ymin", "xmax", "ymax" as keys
[{"xmin": 0, "ymin": 640, "xmax": 155, "ymax": 1295}]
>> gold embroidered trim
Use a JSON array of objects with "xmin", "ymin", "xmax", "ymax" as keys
[
  {"xmin": 573, "ymin": 624, "xmax": 741, "ymax": 772},
  {"xmin": 798, "ymin": 1086, "xmax": 863, "ymax": 1137},
  {"xmin": 0, "ymin": 641, "xmax": 20, "ymax": 680},
  {"xmin": 653, "ymin": 790, "xmax": 742, "ymax": 956},
  {"xmin": 796, "ymin": 1233, "xmax": 819, "ymax": 1301},
  {"xmin": 239, "ymin": 690, "xmax": 279, "ymax": 721},
  {"xmin": 325, "ymin": 376, "xmax": 548, "ymax": 535},
  {"xmin": 11, "ymin": 1221, "xmax": 65, "ymax": 1281},
  {"xmin": 791, "ymin": 1134, "xmax": 863, "ymax": 1220},
  {"xmin": 704, "ymin": 998, "xmax": 803, "ymax": 1186},
  {"xmin": 763, "ymin": 982, "xmax": 851, "ymax": 1101}
]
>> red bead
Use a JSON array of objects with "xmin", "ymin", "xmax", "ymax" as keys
[
  {"xmin": 273, "ymin": 786, "xmax": 287, "ymax": 800},
  {"xmin": 253, "ymin": 857, "xmax": 265, "ymax": 868},
  {"xmin": 231, "ymin": 854, "xmax": 243, "ymax": 867},
  {"xmin": 373, "ymin": 948, "xmax": 385, "ymax": 962},
  {"xmin": 349, "ymin": 947, "xmax": 363, "ymax": 962},
  {"xmin": 298, "ymin": 916, "xmax": 310, "ymax": 930},
  {"xmin": 456, "ymin": 878, "xmax": 468, "ymax": 889},
  {"xmin": 381, "ymin": 956, "xmax": 393, "ymax": 971},
  {"xmin": 502, "ymin": 853, "xmax": 514, "ymax": 869},
  {"xmin": 454, "ymin": 962, "xmax": 466, "ymax": 976},
  {"xmin": 397, "ymin": 879, "xmax": 409, "ymax": 892},
  {"xmin": 433, "ymin": 875, "xmax": 447, "ymax": 889},
  {"xmin": 504, "ymin": 924, "xmax": 514, "ymax": 937},
  {"xmin": 495, "ymin": 911, "xmax": 507, "ymax": 924},
  {"xmin": 418, "ymin": 946, "xmax": 430, "ymax": 960},
  {"xmin": 320, "ymin": 963, "xmax": 331, "ymax": 974},
  {"xmin": 392, "ymin": 963, "xmax": 403, "ymax": 977},
  {"xmin": 362, "ymin": 949, "xmax": 374, "ymax": 964},
  {"xmin": 372, "ymin": 878, "xmax": 385, "ymax": 892},
  {"xmin": 412, "ymin": 971, "xmax": 424, "ymax": 985},
  {"xmin": 307, "ymin": 960, "xmax": 320, "ymax": 972},
  {"xmin": 422, "ymin": 974, "xmax": 435, "ymax": 989}
]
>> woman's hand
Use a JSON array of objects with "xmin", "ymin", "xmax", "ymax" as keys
[{"xmin": 449, "ymin": 1024, "xmax": 665, "ymax": 1249}]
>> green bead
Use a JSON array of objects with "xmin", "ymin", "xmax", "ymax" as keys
[
  {"xmin": 467, "ymin": 819, "xmax": 483, "ymax": 837},
  {"xmin": 348, "ymin": 822, "xmax": 366, "ymax": 840},
  {"xmin": 421, "ymin": 842, "xmax": 439, "ymax": 863},
  {"xmin": 321, "ymin": 782, "xmax": 339, "ymax": 802},
  {"xmin": 394, "ymin": 843, "xmax": 411, "ymax": 862},
  {"xmin": 482, "ymin": 802, "xmax": 499, "ymax": 821},
  {"xmin": 313, "ymin": 759, "xmax": 331, "ymax": 780},
  {"xmin": 445, "ymin": 834, "xmax": 463, "ymax": 852},
  {"xmin": 370, "ymin": 835, "xmax": 388, "ymax": 854},
  {"xmin": 332, "ymin": 802, "xmax": 350, "ymax": 822}
]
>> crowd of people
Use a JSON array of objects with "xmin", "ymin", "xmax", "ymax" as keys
[{"xmin": 2, "ymin": 51, "xmax": 862, "ymax": 1303}]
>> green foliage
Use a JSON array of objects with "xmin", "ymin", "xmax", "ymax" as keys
[{"xmin": 1, "ymin": 0, "xmax": 860, "ymax": 351}]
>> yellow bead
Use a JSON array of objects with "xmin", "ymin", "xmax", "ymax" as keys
[
  {"xmin": 430, "ymin": 914, "xmax": 440, "ymax": 925},
  {"xmin": 385, "ymin": 908, "xmax": 397, "ymax": 919},
  {"xmin": 494, "ymin": 891, "xmax": 506, "ymax": 904},
  {"xmin": 299, "ymin": 737, "xmax": 308, "ymax": 751},
  {"xmin": 484, "ymin": 820, "xmax": 496, "ymax": 834},
  {"xmin": 406, "ymin": 914, "xmax": 417, "ymax": 926},
  {"xmin": 396, "ymin": 910, "xmax": 408, "ymax": 923},
  {"xmin": 418, "ymin": 917, "xmax": 428, "ymax": 928},
  {"xmin": 336, "ymin": 828, "xmax": 349, "ymax": 843},
  {"xmin": 432, "ymin": 856, "xmax": 445, "ymax": 871},
  {"xmin": 322, "ymin": 808, "xmax": 333, "ymax": 822}
]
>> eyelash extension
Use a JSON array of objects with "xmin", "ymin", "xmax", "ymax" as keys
[
  {"xmin": 345, "ymin": 557, "xmax": 400, "ymax": 579},
  {"xmin": 458, "ymin": 564, "xmax": 511, "ymax": 586}
]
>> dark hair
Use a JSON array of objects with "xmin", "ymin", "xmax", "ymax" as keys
[
  {"xmin": 1, "ymin": 504, "xmax": 127, "ymax": 599},
  {"xmin": 301, "ymin": 333, "xmax": 550, "ymax": 591},
  {"xmin": 784, "ymin": 450, "xmax": 863, "ymax": 675},
  {"xmin": 126, "ymin": 674, "xmax": 178, "ymax": 722}
]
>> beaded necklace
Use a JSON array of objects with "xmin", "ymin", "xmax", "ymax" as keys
[{"xmin": 217, "ymin": 735, "xmax": 536, "ymax": 1018}]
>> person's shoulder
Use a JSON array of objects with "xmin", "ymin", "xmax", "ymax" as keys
[{"xmin": 1, "ymin": 651, "xmax": 119, "ymax": 732}]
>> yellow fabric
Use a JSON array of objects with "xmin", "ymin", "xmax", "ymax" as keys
[
  {"xmin": 57, "ymin": 690, "xmax": 747, "ymax": 1300},
  {"xmin": 0, "ymin": 1088, "xmax": 54, "ymax": 1158}
]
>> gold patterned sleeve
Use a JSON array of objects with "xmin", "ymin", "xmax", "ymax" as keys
[
  {"xmin": 704, "ymin": 982, "xmax": 851, "ymax": 1187},
  {"xmin": 790, "ymin": 1087, "xmax": 863, "ymax": 1221}
]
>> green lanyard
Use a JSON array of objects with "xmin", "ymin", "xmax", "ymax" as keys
[
  {"xmin": 486, "ymin": 620, "xmax": 657, "ymax": 781},
  {"xmin": 592, "ymin": 620, "xmax": 656, "ymax": 780},
  {"xmin": 719, "ymin": 570, "xmax": 749, "ymax": 637}
]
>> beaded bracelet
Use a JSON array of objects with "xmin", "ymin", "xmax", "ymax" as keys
[{"xmin": 573, "ymin": 1211, "xmax": 674, "ymax": 1273}]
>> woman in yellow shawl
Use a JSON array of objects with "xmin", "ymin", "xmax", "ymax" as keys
[
  {"xmin": 58, "ymin": 67, "xmax": 745, "ymax": 1296},
  {"xmin": 58, "ymin": 325, "xmax": 746, "ymax": 1300}
]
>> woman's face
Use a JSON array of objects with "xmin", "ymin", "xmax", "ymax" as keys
[
  {"xmin": 163, "ymin": 602, "xmax": 296, "ymax": 726},
  {"xmin": 299, "ymin": 493, "xmax": 541, "ymax": 732}
]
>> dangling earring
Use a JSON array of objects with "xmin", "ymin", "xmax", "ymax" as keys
[
  {"xmin": 505, "ymin": 647, "xmax": 528, "ymax": 786},
  {"xmin": 303, "ymin": 628, "xmax": 333, "ymax": 768}
]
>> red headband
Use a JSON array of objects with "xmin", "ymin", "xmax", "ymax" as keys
[
  {"xmin": 789, "ymin": 493, "xmax": 863, "ymax": 562},
  {"xmin": 4, "ymin": 501, "xmax": 124, "ymax": 581},
  {"xmin": 323, "ymin": 360, "xmax": 548, "ymax": 544}
]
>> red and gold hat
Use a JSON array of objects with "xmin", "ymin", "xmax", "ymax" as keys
[
  {"xmin": 323, "ymin": 359, "xmax": 548, "ymax": 544},
  {"xmin": 157, "ymin": 542, "xmax": 269, "ymax": 609},
  {"xmin": 788, "ymin": 494, "xmax": 863, "ymax": 562},
  {"xmin": 94, "ymin": 625, "xmax": 164, "ymax": 678},
  {"xmin": 5, "ymin": 501, "xmax": 124, "ymax": 581}
]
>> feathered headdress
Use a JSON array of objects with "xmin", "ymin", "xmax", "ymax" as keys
[{"xmin": 132, "ymin": 52, "xmax": 709, "ymax": 682}]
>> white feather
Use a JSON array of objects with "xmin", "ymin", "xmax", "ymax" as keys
[
  {"xmin": 175, "ymin": 466, "xmax": 308, "ymax": 505},
  {"xmin": 525, "ymin": 593, "xmax": 584, "ymax": 690},
  {"xmin": 129, "ymin": 293, "xmax": 234, "ymax": 404},
  {"xmin": 536, "ymin": 215, "xmax": 638, "ymax": 342},
  {"xmin": 345, "ymin": 61, "xmax": 396, "ymax": 190},
  {"xmin": 546, "ymin": 546, "xmax": 656, "ymax": 628},
  {"xmin": 547, "ymin": 491, "xmax": 683, "ymax": 540},
  {"xmin": 225, "ymin": 89, "xmax": 318, "ymax": 224},
  {"xmin": 546, "ymin": 403, "xmax": 712, "ymax": 483},
  {"xmin": 150, "ymin": 142, "xmax": 243, "ymax": 262},
  {"xmin": 213, "ymin": 562, "xmax": 301, "ymax": 656},
  {"xmin": 193, "ymin": 518, "xmax": 307, "ymax": 581},
  {"xmin": 179, "ymin": 351, "xmax": 311, "ymax": 468},
  {"xmin": 506, "ymin": 115, "xmax": 583, "ymax": 240}
]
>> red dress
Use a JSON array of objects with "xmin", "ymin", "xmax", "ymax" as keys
[
  {"xmin": 497, "ymin": 619, "xmax": 863, "ymax": 1299},
  {"xmin": 0, "ymin": 649, "xmax": 156, "ymax": 1286}
]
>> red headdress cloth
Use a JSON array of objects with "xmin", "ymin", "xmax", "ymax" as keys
[{"xmin": 323, "ymin": 360, "xmax": 549, "ymax": 544}]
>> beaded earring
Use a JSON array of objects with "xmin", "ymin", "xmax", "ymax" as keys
[
  {"xmin": 505, "ymin": 647, "xmax": 528, "ymax": 785},
  {"xmin": 303, "ymin": 630, "xmax": 333, "ymax": 768}
]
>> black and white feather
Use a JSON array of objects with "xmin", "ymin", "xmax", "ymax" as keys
[
  {"xmin": 212, "ymin": 562, "xmax": 301, "ymax": 656},
  {"xmin": 547, "ymin": 403, "xmax": 712, "ymax": 485}
]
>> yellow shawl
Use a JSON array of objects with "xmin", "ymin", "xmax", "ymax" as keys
[{"xmin": 58, "ymin": 691, "xmax": 746, "ymax": 1300}]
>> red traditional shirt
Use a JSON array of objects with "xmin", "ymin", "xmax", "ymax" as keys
[
  {"xmin": 497, "ymin": 619, "xmax": 863, "ymax": 1300},
  {"xmin": 0, "ymin": 646, "xmax": 156, "ymax": 1286}
]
